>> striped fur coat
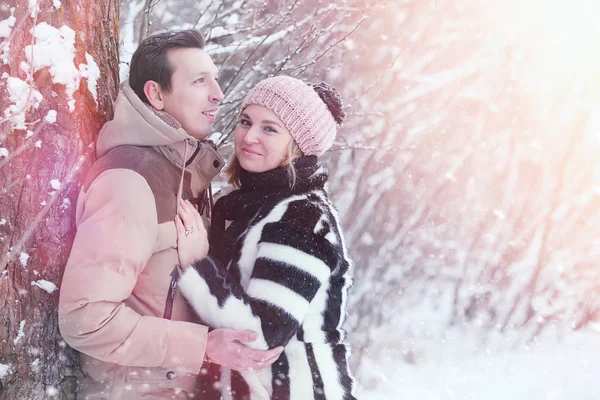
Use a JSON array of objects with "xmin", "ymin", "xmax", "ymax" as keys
[{"xmin": 178, "ymin": 156, "xmax": 356, "ymax": 400}]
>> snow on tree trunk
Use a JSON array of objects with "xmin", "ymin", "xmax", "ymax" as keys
[{"xmin": 0, "ymin": 1, "xmax": 119, "ymax": 398}]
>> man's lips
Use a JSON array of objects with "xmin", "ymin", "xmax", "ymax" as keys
[{"xmin": 202, "ymin": 109, "xmax": 217, "ymax": 120}]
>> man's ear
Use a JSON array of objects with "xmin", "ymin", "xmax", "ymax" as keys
[{"xmin": 144, "ymin": 80, "xmax": 164, "ymax": 110}]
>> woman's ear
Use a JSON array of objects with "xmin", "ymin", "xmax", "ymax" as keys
[{"xmin": 144, "ymin": 80, "xmax": 164, "ymax": 110}]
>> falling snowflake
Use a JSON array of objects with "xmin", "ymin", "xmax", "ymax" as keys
[
  {"xmin": 46, "ymin": 386, "xmax": 58, "ymax": 397},
  {"xmin": 493, "ymin": 209, "xmax": 506, "ymax": 220},
  {"xmin": 445, "ymin": 172, "xmax": 457, "ymax": 182}
]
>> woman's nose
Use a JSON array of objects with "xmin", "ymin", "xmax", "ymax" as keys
[{"xmin": 243, "ymin": 126, "xmax": 260, "ymax": 144}]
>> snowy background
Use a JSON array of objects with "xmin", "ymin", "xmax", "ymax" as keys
[
  {"xmin": 118, "ymin": 0, "xmax": 600, "ymax": 398},
  {"xmin": 1, "ymin": 0, "xmax": 599, "ymax": 398}
]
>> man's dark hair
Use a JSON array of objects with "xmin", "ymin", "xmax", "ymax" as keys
[{"xmin": 129, "ymin": 29, "xmax": 206, "ymax": 104}]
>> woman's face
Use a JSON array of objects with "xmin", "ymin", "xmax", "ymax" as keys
[{"xmin": 234, "ymin": 104, "xmax": 293, "ymax": 173}]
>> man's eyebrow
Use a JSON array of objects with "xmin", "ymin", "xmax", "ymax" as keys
[{"xmin": 190, "ymin": 71, "xmax": 220, "ymax": 78}]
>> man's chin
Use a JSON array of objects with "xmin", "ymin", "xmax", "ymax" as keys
[{"xmin": 187, "ymin": 129, "xmax": 211, "ymax": 141}]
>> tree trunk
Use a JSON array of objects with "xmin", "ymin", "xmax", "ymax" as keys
[{"xmin": 0, "ymin": 1, "xmax": 119, "ymax": 399}]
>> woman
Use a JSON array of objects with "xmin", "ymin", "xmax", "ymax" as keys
[{"xmin": 175, "ymin": 75, "xmax": 356, "ymax": 400}]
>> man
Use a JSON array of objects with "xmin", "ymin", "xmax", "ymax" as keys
[{"xmin": 58, "ymin": 30, "xmax": 282, "ymax": 399}]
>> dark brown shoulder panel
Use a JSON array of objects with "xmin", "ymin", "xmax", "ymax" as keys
[{"xmin": 83, "ymin": 145, "xmax": 189, "ymax": 223}]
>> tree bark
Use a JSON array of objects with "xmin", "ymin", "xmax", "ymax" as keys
[{"xmin": 0, "ymin": 1, "xmax": 119, "ymax": 399}]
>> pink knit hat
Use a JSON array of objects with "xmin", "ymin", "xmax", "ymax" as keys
[{"xmin": 241, "ymin": 76, "xmax": 343, "ymax": 156}]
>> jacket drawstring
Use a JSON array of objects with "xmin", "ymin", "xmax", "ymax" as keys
[
  {"xmin": 176, "ymin": 139, "xmax": 190, "ymax": 202},
  {"xmin": 207, "ymin": 183, "xmax": 214, "ymax": 218},
  {"xmin": 167, "ymin": 139, "xmax": 189, "ymax": 320},
  {"xmin": 177, "ymin": 139, "xmax": 217, "ymax": 219},
  {"xmin": 197, "ymin": 139, "xmax": 218, "ymax": 219},
  {"xmin": 198, "ymin": 181, "xmax": 215, "ymax": 220}
]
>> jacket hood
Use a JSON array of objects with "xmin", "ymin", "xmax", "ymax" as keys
[
  {"xmin": 96, "ymin": 82, "xmax": 192, "ymax": 158},
  {"xmin": 96, "ymin": 82, "xmax": 225, "ymax": 204}
]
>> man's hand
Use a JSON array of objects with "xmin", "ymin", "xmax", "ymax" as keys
[{"xmin": 205, "ymin": 329, "xmax": 284, "ymax": 371}]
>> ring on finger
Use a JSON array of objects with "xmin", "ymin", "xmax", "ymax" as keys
[{"xmin": 185, "ymin": 227, "xmax": 194, "ymax": 235}]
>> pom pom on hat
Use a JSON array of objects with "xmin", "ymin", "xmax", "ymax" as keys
[{"xmin": 311, "ymin": 82, "xmax": 345, "ymax": 126}]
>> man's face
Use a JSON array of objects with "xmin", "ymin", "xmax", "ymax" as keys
[{"xmin": 160, "ymin": 48, "xmax": 224, "ymax": 139}]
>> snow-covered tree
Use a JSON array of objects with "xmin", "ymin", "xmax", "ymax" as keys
[{"xmin": 0, "ymin": 1, "xmax": 119, "ymax": 398}]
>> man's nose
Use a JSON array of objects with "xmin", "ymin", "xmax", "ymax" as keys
[{"xmin": 210, "ymin": 81, "xmax": 224, "ymax": 103}]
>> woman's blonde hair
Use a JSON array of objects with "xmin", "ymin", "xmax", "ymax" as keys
[{"xmin": 226, "ymin": 139, "xmax": 304, "ymax": 188}]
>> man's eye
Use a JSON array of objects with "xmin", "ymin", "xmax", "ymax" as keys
[{"xmin": 195, "ymin": 78, "xmax": 205, "ymax": 84}]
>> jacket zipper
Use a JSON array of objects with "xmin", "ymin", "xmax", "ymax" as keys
[{"xmin": 163, "ymin": 266, "xmax": 179, "ymax": 319}]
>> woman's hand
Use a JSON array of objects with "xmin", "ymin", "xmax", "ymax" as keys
[{"xmin": 175, "ymin": 199, "xmax": 209, "ymax": 270}]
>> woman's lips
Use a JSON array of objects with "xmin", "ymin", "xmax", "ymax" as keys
[{"xmin": 242, "ymin": 147, "xmax": 262, "ymax": 156}]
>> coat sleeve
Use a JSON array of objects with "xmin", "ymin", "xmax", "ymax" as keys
[
  {"xmin": 178, "ymin": 201, "xmax": 339, "ymax": 350},
  {"xmin": 58, "ymin": 169, "xmax": 207, "ymax": 374}
]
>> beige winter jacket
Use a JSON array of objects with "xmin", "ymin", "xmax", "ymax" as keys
[{"xmin": 58, "ymin": 83, "xmax": 224, "ymax": 399}]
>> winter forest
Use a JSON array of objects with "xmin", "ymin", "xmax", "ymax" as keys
[{"xmin": 1, "ymin": 0, "xmax": 600, "ymax": 398}]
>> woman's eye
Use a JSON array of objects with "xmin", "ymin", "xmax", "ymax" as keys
[
  {"xmin": 239, "ymin": 119, "xmax": 251, "ymax": 126},
  {"xmin": 264, "ymin": 126, "xmax": 277, "ymax": 133},
  {"xmin": 195, "ymin": 78, "xmax": 205, "ymax": 84}
]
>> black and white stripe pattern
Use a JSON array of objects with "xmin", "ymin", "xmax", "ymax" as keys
[{"xmin": 178, "ymin": 169, "xmax": 355, "ymax": 400}]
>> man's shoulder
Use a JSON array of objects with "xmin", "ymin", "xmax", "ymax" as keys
[
  {"xmin": 82, "ymin": 145, "xmax": 181, "ymax": 223},
  {"xmin": 83, "ymin": 145, "xmax": 176, "ymax": 192}
]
